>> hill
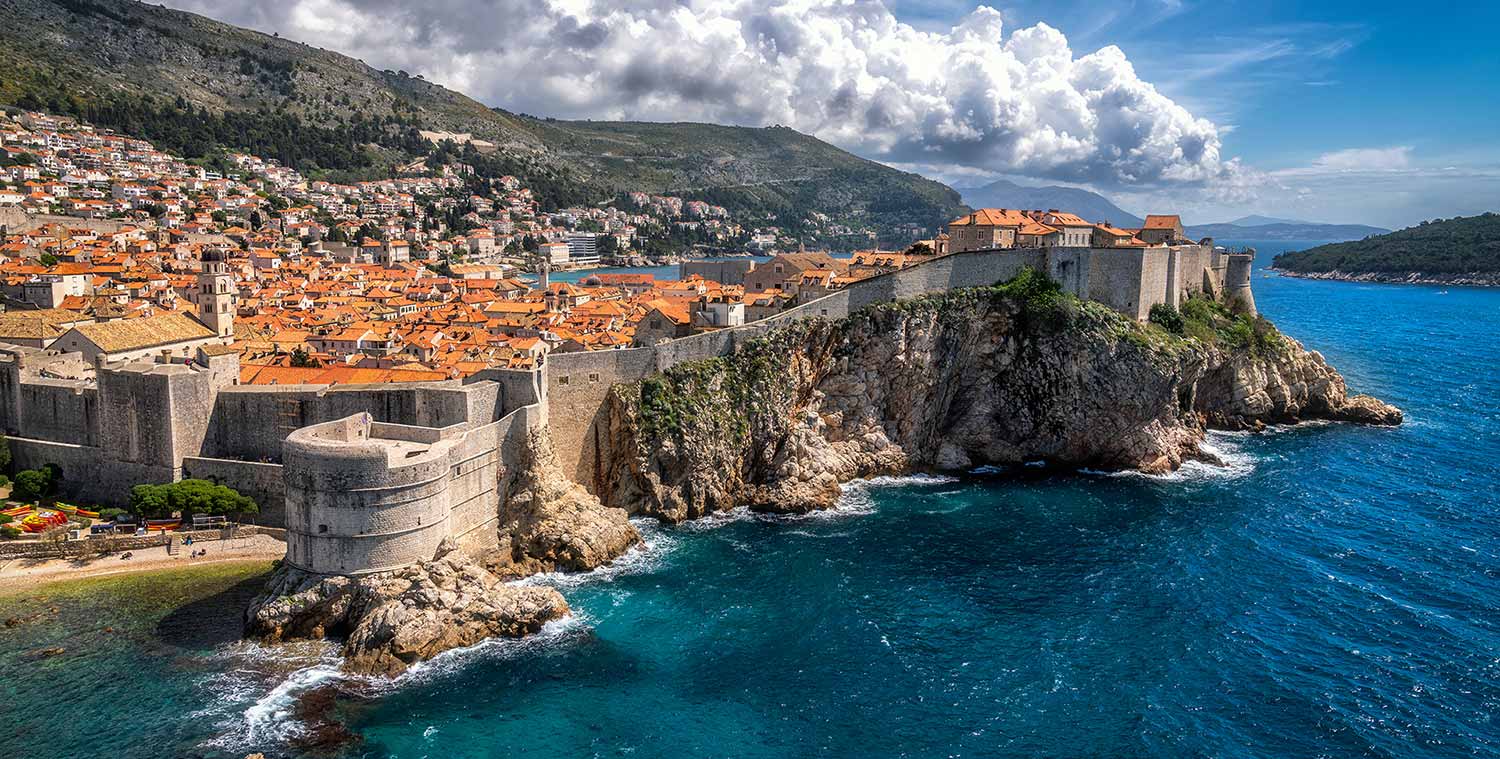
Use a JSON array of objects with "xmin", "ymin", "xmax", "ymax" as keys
[
  {"xmin": 1185, "ymin": 221, "xmax": 1389, "ymax": 242},
  {"xmin": 0, "ymin": 0, "xmax": 963, "ymax": 244},
  {"xmin": 1229, "ymin": 215, "xmax": 1309, "ymax": 226},
  {"xmin": 1272, "ymin": 213, "xmax": 1500, "ymax": 284},
  {"xmin": 960, "ymin": 179, "xmax": 1143, "ymax": 227}
]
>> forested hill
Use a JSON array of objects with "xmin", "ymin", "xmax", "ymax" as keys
[
  {"xmin": 1272, "ymin": 214, "xmax": 1500, "ymax": 278},
  {"xmin": 0, "ymin": 0, "xmax": 964, "ymax": 243}
]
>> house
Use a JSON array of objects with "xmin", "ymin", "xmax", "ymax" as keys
[
  {"xmin": 0, "ymin": 308, "xmax": 92, "ymax": 348},
  {"xmin": 51, "ymin": 311, "xmax": 220, "ymax": 363},
  {"xmin": 1138, "ymin": 214, "xmax": 1187, "ymax": 245},
  {"xmin": 631, "ymin": 299, "xmax": 693, "ymax": 345},
  {"xmin": 946, "ymin": 209, "xmax": 1028, "ymax": 252},
  {"xmin": 1092, "ymin": 225, "xmax": 1148, "ymax": 248},
  {"xmin": 744, "ymin": 252, "xmax": 846, "ymax": 294}
]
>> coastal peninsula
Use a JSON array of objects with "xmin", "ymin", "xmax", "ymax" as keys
[{"xmin": 1273, "ymin": 213, "xmax": 1500, "ymax": 286}]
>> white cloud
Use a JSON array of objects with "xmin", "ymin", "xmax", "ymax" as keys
[
  {"xmin": 1305, "ymin": 146, "xmax": 1413, "ymax": 172},
  {"xmin": 166, "ymin": 0, "xmax": 1246, "ymax": 191}
]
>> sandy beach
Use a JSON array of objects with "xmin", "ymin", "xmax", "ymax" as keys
[{"xmin": 0, "ymin": 533, "xmax": 286, "ymax": 590}]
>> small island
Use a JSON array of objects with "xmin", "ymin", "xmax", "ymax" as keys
[{"xmin": 1273, "ymin": 212, "xmax": 1500, "ymax": 285}]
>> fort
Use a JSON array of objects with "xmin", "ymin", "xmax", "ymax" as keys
[{"xmin": 0, "ymin": 243, "xmax": 1254, "ymax": 575}]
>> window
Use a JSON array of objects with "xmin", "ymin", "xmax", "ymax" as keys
[
  {"xmin": 558, "ymin": 375, "xmax": 570, "ymax": 386},
  {"xmin": 589, "ymin": 372, "xmax": 600, "ymax": 383},
  {"xmin": 650, "ymin": 319, "xmax": 662, "ymax": 329},
  {"xmin": 318, "ymin": 524, "xmax": 328, "ymax": 534}
]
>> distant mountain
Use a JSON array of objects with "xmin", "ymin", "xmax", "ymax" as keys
[
  {"xmin": 0, "ymin": 0, "xmax": 963, "ymax": 243},
  {"xmin": 1230, "ymin": 215, "xmax": 1310, "ymax": 226},
  {"xmin": 1272, "ymin": 213, "xmax": 1500, "ymax": 281},
  {"xmin": 1184, "ymin": 222, "xmax": 1389, "ymax": 242},
  {"xmin": 960, "ymin": 179, "xmax": 1143, "ymax": 228}
]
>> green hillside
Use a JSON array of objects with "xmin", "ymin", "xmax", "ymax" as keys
[
  {"xmin": 1272, "ymin": 213, "xmax": 1500, "ymax": 275},
  {"xmin": 0, "ymin": 0, "xmax": 964, "ymax": 243}
]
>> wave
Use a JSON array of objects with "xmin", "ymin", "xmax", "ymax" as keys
[
  {"xmin": 519, "ymin": 517, "xmax": 680, "ymax": 590},
  {"xmin": 197, "ymin": 640, "xmax": 358, "ymax": 755},
  {"xmin": 396, "ymin": 614, "xmax": 592, "ymax": 686},
  {"xmin": 1085, "ymin": 432, "xmax": 1257, "ymax": 482}
]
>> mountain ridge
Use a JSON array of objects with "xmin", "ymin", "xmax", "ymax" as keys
[{"xmin": 0, "ymin": 0, "xmax": 964, "ymax": 244}]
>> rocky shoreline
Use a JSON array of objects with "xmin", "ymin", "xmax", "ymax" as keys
[
  {"xmin": 1272, "ymin": 268, "xmax": 1500, "ymax": 287},
  {"xmin": 243, "ymin": 283, "xmax": 1401, "ymax": 676},
  {"xmin": 597, "ymin": 283, "xmax": 1400, "ymax": 520}
]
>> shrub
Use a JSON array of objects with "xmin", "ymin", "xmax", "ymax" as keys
[
  {"xmin": 98, "ymin": 507, "xmax": 129, "ymax": 522},
  {"xmin": 0, "ymin": 525, "xmax": 21, "ymax": 540},
  {"xmin": 0, "ymin": 513, "xmax": 11, "ymax": 525},
  {"xmin": 1148, "ymin": 303, "xmax": 1184, "ymax": 334}
]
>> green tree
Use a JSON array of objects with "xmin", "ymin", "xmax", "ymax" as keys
[
  {"xmin": 38, "ymin": 253, "xmax": 59, "ymax": 267},
  {"xmin": 288, "ymin": 346, "xmax": 318, "ymax": 368},
  {"xmin": 129, "ymin": 480, "xmax": 258, "ymax": 519},
  {"xmin": 0, "ymin": 434, "xmax": 10, "ymax": 472},
  {"xmin": 11, "ymin": 467, "xmax": 55, "ymax": 501}
]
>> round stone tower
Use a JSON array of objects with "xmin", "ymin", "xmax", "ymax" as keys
[
  {"xmin": 1223, "ymin": 251, "xmax": 1257, "ymax": 317},
  {"xmin": 283, "ymin": 414, "xmax": 453, "ymax": 575}
]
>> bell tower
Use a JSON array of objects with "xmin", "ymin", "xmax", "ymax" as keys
[{"xmin": 197, "ymin": 248, "xmax": 236, "ymax": 339}]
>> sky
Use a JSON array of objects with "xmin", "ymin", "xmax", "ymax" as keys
[{"xmin": 163, "ymin": 0, "xmax": 1500, "ymax": 228}]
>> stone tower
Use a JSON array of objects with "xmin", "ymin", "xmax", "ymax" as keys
[{"xmin": 197, "ymin": 248, "xmax": 236, "ymax": 338}]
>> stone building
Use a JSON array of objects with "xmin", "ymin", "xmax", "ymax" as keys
[
  {"xmin": 946, "ymin": 209, "xmax": 1027, "ymax": 252},
  {"xmin": 51, "ymin": 312, "xmax": 220, "ymax": 363}
]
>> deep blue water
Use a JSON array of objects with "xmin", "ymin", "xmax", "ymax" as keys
[{"xmin": 2, "ymin": 241, "xmax": 1496, "ymax": 758}]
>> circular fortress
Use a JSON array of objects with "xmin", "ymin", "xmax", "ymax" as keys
[{"xmin": 282, "ymin": 414, "xmax": 455, "ymax": 575}]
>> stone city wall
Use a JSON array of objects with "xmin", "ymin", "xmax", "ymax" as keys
[{"xmin": 181, "ymin": 456, "xmax": 288, "ymax": 527}]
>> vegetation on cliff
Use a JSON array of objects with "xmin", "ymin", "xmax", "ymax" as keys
[{"xmin": 1272, "ymin": 213, "xmax": 1500, "ymax": 275}]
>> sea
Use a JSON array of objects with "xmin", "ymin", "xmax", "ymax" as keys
[{"xmin": 1, "ymin": 241, "xmax": 1496, "ymax": 759}]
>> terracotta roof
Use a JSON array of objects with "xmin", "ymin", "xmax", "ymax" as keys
[
  {"xmin": 949, "ymin": 208, "xmax": 1028, "ymax": 227},
  {"xmin": 1143, "ymin": 214, "xmax": 1182, "ymax": 229},
  {"xmin": 64, "ymin": 312, "xmax": 215, "ymax": 352}
]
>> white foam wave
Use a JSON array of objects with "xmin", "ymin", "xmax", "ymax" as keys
[
  {"xmin": 396, "ymin": 614, "xmax": 591, "ymax": 685},
  {"xmin": 197, "ymin": 639, "xmax": 357, "ymax": 754},
  {"xmin": 519, "ymin": 517, "xmax": 679, "ymax": 589},
  {"xmin": 1088, "ymin": 432, "xmax": 1257, "ymax": 482}
]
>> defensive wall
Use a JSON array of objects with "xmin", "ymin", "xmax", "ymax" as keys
[{"xmin": 0, "ymin": 243, "xmax": 1250, "ymax": 577}]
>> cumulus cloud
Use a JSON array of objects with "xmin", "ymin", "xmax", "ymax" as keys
[{"xmin": 167, "ymin": 0, "xmax": 1245, "ymax": 189}]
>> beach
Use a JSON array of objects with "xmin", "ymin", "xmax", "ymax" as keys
[{"xmin": 0, "ymin": 533, "xmax": 287, "ymax": 591}]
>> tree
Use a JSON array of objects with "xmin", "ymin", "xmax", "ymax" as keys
[
  {"xmin": 289, "ymin": 347, "xmax": 319, "ymax": 368},
  {"xmin": 0, "ymin": 434, "xmax": 10, "ymax": 472},
  {"xmin": 11, "ymin": 467, "xmax": 56, "ymax": 502},
  {"xmin": 129, "ymin": 480, "xmax": 258, "ymax": 519},
  {"xmin": 38, "ymin": 253, "xmax": 59, "ymax": 267}
]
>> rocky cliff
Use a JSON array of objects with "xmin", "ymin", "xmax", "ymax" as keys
[
  {"xmin": 598, "ymin": 278, "xmax": 1400, "ymax": 521},
  {"xmin": 245, "ymin": 429, "xmax": 639, "ymax": 675}
]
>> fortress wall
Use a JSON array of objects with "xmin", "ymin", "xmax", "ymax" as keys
[
  {"xmin": 17, "ymin": 380, "xmax": 97, "ymax": 445},
  {"xmin": 1088, "ymin": 250, "xmax": 1151, "ymax": 321},
  {"xmin": 182, "ymin": 457, "xmax": 288, "ymax": 527},
  {"xmin": 97, "ymin": 365, "xmax": 187, "ymax": 470},
  {"xmin": 205, "ymin": 381, "xmax": 473, "ymax": 463},
  {"xmin": 444, "ymin": 420, "xmax": 501, "ymax": 557},
  {"xmin": 282, "ymin": 416, "xmax": 454, "ymax": 575},
  {"xmin": 465, "ymin": 367, "xmax": 544, "ymax": 419},
  {"xmin": 547, "ymin": 348, "xmax": 660, "ymax": 486},
  {"xmin": 8, "ymin": 436, "xmax": 172, "ymax": 506},
  {"xmin": 681, "ymin": 260, "xmax": 755, "ymax": 286}
]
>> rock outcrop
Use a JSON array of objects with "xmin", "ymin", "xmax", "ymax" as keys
[
  {"xmin": 245, "ymin": 540, "xmax": 568, "ymax": 676},
  {"xmin": 490, "ymin": 429, "xmax": 642, "ymax": 578},
  {"xmin": 244, "ymin": 430, "xmax": 637, "ymax": 675},
  {"xmin": 599, "ymin": 284, "xmax": 1401, "ymax": 521}
]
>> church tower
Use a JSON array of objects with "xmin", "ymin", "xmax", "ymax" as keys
[{"xmin": 197, "ymin": 248, "xmax": 236, "ymax": 339}]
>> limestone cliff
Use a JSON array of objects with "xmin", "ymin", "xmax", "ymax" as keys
[
  {"xmin": 489, "ymin": 429, "xmax": 642, "ymax": 579},
  {"xmin": 599, "ymin": 280, "xmax": 1400, "ymax": 521},
  {"xmin": 245, "ymin": 429, "xmax": 639, "ymax": 674}
]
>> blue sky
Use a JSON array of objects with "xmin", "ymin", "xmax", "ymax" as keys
[
  {"xmin": 174, "ymin": 0, "xmax": 1499, "ymax": 228},
  {"xmin": 919, "ymin": 0, "xmax": 1500, "ymax": 225}
]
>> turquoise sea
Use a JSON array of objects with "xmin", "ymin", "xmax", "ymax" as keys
[{"xmin": 2, "ymin": 241, "xmax": 1496, "ymax": 758}]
